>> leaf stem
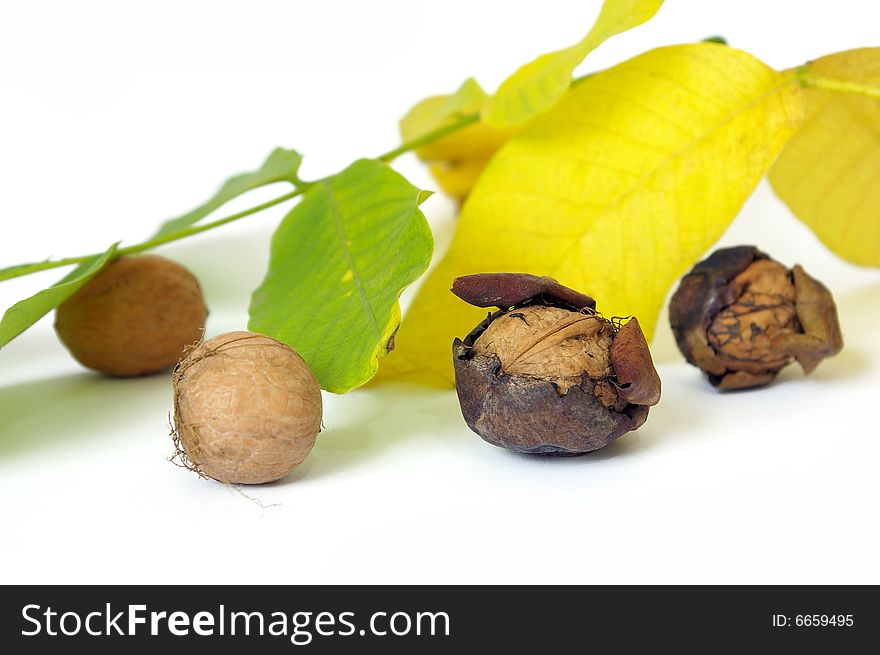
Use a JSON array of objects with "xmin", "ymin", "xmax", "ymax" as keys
[
  {"xmin": 1, "ymin": 187, "xmax": 306, "ymax": 281},
  {"xmin": 794, "ymin": 67, "xmax": 880, "ymax": 99},
  {"xmin": 118, "ymin": 187, "xmax": 305, "ymax": 255},
  {"xmin": 377, "ymin": 112, "xmax": 480, "ymax": 163},
  {"xmin": 0, "ymin": 258, "xmax": 90, "ymax": 282}
]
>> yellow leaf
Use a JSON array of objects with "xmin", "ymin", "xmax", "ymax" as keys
[
  {"xmin": 427, "ymin": 156, "xmax": 494, "ymax": 201},
  {"xmin": 483, "ymin": 0, "xmax": 665, "ymax": 128},
  {"xmin": 379, "ymin": 44, "xmax": 805, "ymax": 386},
  {"xmin": 399, "ymin": 78, "xmax": 488, "ymax": 157},
  {"xmin": 400, "ymin": 79, "xmax": 516, "ymax": 201},
  {"xmin": 769, "ymin": 48, "xmax": 880, "ymax": 266}
]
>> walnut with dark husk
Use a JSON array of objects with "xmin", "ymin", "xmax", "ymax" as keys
[
  {"xmin": 669, "ymin": 246, "xmax": 843, "ymax": 390},
  {"xmin": 452, "ymin": 273, "xmax": 661, "ymax": 455}
]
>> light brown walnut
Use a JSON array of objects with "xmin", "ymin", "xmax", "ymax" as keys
[
  {"xmin": 472, "ymin": 305, "xmax": 615, "ymax": 399},
  {"xmin": 173, "ymin": 331, "xmax": 322, "ymax": 485}
]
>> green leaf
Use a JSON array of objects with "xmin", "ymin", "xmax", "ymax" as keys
[
  {"xmin": 484, "ymin": 0, "xmax": 665, "ymax": 127},
  {"xmin": 248, "ymin": 159, "xmax": 433, "ymax": 393},
  {"xmin": 0, "ymin": 243, "xmax": 119, "ymax": 348},
  {"xmin": 152, "ymin": 147, "xmax": 302, "ymax": 238}
]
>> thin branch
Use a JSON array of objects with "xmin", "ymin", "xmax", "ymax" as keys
[
  {"xmin": 377, "ymin": 112, "xmax": 480, "ymax": 163},
  {"xmin": 794, "ymin": 67, "xmax": 880, "ymax": 100},
  {"xmin": 0, "ymin": 187, "xmax": 306, "ymax": 281}
]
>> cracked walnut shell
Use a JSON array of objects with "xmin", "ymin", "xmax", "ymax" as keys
[
  {"xmin": 669, "ymin": 246, "xmax": 843, "ymax": 389},
  {"xmin": 452, "ymin": 273, "xmax": 660, "ymax": 455}
]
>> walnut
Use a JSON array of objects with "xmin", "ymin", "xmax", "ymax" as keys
[
  {"xmin": 54, "ymin": 255, "xmax": 208, "ymax": 377},
  {"xmin": 172, "ymin": 331, "xmax": 322, "ymax": 484},
  {"xmin": 451, "ymin": 273, "xmax": 660, "ymax": 455},
  {"xmin": 669, "ymin": 246, "xmax": 843, "ymax": 389},
  {"xmin": 472, "ymin": 306, "xmax": 615, "ymax": 398}
]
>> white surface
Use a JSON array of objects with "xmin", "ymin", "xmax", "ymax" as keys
[{"xmin": 1, "ymin": 0, "xmax": 879, "ymax": 584}]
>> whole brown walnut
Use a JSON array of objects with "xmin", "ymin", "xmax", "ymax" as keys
[
  {"xmin": 55, "ymin": 255, "xmax": 208, "ymax": 377},
  {"xmin": 669, "ymin": 246, "xmax": 843, "ymax": 389},
  {"xmin": 172, "ymin": 331, "xmax": 322, "ymax": 484},
  {"xmin": 452, "ymin": 273, "xmax": 661, "ymax": 455}
]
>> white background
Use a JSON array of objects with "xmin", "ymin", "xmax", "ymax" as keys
[{"xmin": 1, "ymin": 0, "xmax": 879, "ymax": 584}]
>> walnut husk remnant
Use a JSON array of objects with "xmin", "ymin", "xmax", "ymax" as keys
[
  {"xmin": 452, "ymin": 272, "xmax": 596, "ymax": 312},
  {"xmin": 172, "ymin": 331, "xmax": 322, "ymax": 484},
  {"xmin": 54, "ymin": 255, "xmax": 208, "ymax": 377},
  {"xmin": 669, "ymin": 246, "xmax": 843, "ymax": 389},
  {"xmin": 452, "ymin": 273, "xmax": 660, "ymax": 455}
]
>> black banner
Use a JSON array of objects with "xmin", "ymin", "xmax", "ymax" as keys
[{"xmin": 1, "ymin": 585, "xmax": 876, "ymax": 652}]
